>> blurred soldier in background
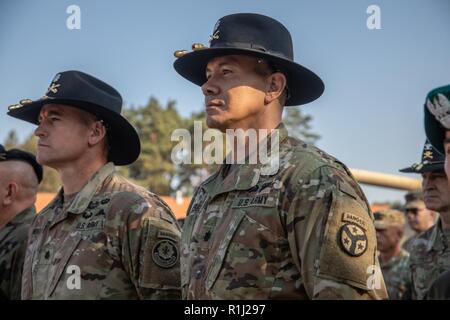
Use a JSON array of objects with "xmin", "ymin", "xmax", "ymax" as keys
[
  {"xmin": 0, "ymin": 144, "xmax": 42, "ymax": 300},
  {"xmin": 399, "ymin": 141, "xmax": 443, "ymax": 252},
  {"xmin": 401, "ymin": 191, "xmax": 436, "ymax": 252},
  {"xmin": 374, "ymin": 209, "xmax": 411, "ymax": 299}
]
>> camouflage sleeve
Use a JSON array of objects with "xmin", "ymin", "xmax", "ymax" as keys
[
  {"xmin": 10, "ymin": 240, "xmax": 28, "ymax": 300},
  {"xmin": 113, "ymin": 193, "xmax": 182, "ymax": 299},
  {"xmin": 0, "ymin": 239, "xmax": 27, "ymax": 300},
  {"xmin": 402, "ymin": 274, "xmax": 413, "ymax": 300},
  {"xmin": 425, "ymin": 269, "xmax": 450, "ymax": 300},
  {"xmin": 402, "ymin": 256, "xmax": 413, "ymax": 300},
  {"xmin": 408, "ymin": 239, "xmax": 420, "ymax": 300},
  {"xmin": 284, "ymin": 165, "xmax": 387, "ymax": 300}
]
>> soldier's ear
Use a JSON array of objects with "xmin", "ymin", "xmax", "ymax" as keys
[
  {"xmin": 264, "ymin": 72, "xmax": 287, "ymax": 105},
  {"xmin": 4, "ymin": 182, "xmax": 18, "ymax": 205},
  {"xmin": 87, "ymin": 121, "xmax": 107, "ymax": 147}
]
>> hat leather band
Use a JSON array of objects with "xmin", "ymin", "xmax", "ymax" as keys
[{"xmin": 212, "ymin": 41, "xmax": 288, "ymax": 60}]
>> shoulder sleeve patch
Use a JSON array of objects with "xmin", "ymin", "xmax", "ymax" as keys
[
  {"xmin": 138, "ymin": 219, "xmax": 181, "ymax": 291},
  {"xmin": 316, "ymin": 188, "xmax": 377, "ymax": 290}
]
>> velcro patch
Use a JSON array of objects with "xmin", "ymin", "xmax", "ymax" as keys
[
  {"xmin": 231, "ymin": 194, "xmax": 276, "ymax": 208},
  {"xmin": 342, "ymin": 212, "xmax": 367, "ymax": 231},
  {"xmin": 157, "ymin": 230, "xmax": 179, "ymax": 242},
  {"xmin": 152, "ymin": 239, "xmax": 178, "ymax": 269},
  {"xmin": 339, "ymin": 182, "xmax": 358, "ymax": 200},
  {"xmin": 75, "ymin": 219, "xmax": 104, "ymax": 231},
  {"xmin": 339, "ymin": 224, "xmax": 368, "ymax": 257}
]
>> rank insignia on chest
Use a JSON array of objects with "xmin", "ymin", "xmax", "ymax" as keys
[{"xmin": 339, "ymin": 224, "xmax": 368, "ymax": 257}]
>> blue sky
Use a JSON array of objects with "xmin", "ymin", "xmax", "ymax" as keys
[{"xmin": 1, "ymin": 0, "xmax": 449, "ymax": 202}]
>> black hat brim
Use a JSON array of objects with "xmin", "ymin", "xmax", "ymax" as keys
[
  {"xmin": 399, "ymin": 162, "xmax": 445, "ymax": 174},
  {"xmin": 174, "ymin": 47, "xmax": 324, "ymax": 106},
  {"xmin": 424, "ymin": 105, "xmax": 445, "ymax": 155},
  {"xmin": 7, "ymin": 98, "xmax": 140, "ymax": 166}
]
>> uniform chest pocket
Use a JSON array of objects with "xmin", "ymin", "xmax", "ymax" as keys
[
  {"xmin": 45, "ymin": 232, "xmax": 82, "ymax": 297},
  {"xmin": 46, "ymin": 231, "xmax": 113, "ymax": 298},
  {"xmin": 205, "ymin": 209, "xmax": 280, "ymax": 297}
]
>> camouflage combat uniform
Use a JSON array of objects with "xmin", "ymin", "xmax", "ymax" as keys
[
  {"xmin": 0, "ymin": 207, "xmax": 35, "ymax": 300},
  {"xmin": 373, "ymin": 209, "xmax": 412, "ymax": 299},
  {"xmin": 410, "ymin": 218, "xmax": 450, "ymax": 299},
  {"xmin": 379, "ymin": 249, "xmax": 411, "ymax": 300},
  {"xmin": 425, "ymin": 268, "xmax": 450, "ymax": 299},
  {"xmin": 402, "ymin": 234, "xmax": 419, "ymax": 253},
  {"xmin": 22, "ymin": 163, "xmax": 181, "ymax": 299},
  {"xmin": 181, "ymin": 123, "xmax": 387, "ymax": 299}
]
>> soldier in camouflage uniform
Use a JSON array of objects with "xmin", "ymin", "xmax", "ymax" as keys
[
  {"xmin": 407, "ymin": 85, "xmax": 450, "ymax": 299},
  {"xmin": 399, "ymin": 143, "xmax": 442, "ymax": 252},
  {"xmin": 401, "ymin": 191, "xmax": 436, "ymax": 253},
  {"xmin": 374, "ymin": 209, "xmax": 411, "ymax": 299},
  {"xmin": 173, "ymin": 13, "xmax": 387, "ymax": 299},
  {"xmin": 0, "ymin": 145, "xmax": 43, "ymax": 300},
  {"xmin": 7, "ymin": 71, "xmax": 181, "ymax": 299},
  {"xmin": 409, "ymin": 217, "xmax": 450, "ymax": 299}
]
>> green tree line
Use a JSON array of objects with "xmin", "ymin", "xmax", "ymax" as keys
[{"xmin": 3, "ymin": 97, "xmax": 319, "ymax": 196}]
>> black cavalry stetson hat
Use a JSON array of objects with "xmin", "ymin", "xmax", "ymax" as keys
[
  {"xmin": 399, "ymin": 140, "xmax": 444, "ymax": 174},
  {"xmin": 173, "ymin": 13, "xmax": 324, "ymax": 106},
  {"xmin": 0, "ymin": 144, "xmax": 43, "ymax": 183},
  {"xmin": 7, "ymin": 70, "xmax": 140, "ymax": 166}
]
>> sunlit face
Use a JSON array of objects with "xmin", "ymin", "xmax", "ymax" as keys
[
  {"xmin": 201, "ymin": 55, "xmax": 269, "ymax": 132},
  {"xmin": 376, "ymin": 227, "xmax": 402, "ymax": 252},
  {"xmin": 34, "ymin": 104, "xmax": 96, "ymax": 168},
  {"xmin": 422, "ymin": 170, "xmax": 450, "ymax": 213},
  {"xmin": 404, "ymin": 200, "xmax": 434, "ymax": 233}
]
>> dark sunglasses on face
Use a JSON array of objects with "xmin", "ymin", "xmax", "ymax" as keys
[{"xmin": 404, "ymin": 208, "xmax": 422, "ymax": 215}]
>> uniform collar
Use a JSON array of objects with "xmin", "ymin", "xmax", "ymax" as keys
[
  {"xmin": 1, "ymin": 206, "xmax": 35, "ymax": 229},
  {"xmin": 65, "ymin": 162, "xmax": 115, "ymax": 214},
  {"xmin": 11, "ymin": 206, "xmax": 36, "ymax": 223},
  {"xmin": 0, "ymin": 206, "xmax": 35, "ymax": 242},
  {"xmin": 202, "ymin": 122, "xmax": 289, "ymax": 199}
]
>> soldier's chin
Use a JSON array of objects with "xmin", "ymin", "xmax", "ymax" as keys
[
  {"xmin": 36, "ymin": 154, "xmax": 46, "ymax": 166},
  {"xmin": 424, "ymin": 199, "xmax": 440, "ymax": 212},
  {"xmin": 206, "ymin": 115, "xmax": 227, "ymax": 132},
  {"xmin": 36, "ymin": 154, "xmax": 55, "ymax": 168}
]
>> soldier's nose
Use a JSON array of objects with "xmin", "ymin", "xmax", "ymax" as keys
[
  {"xmin": 202, "ymin": 79, "xmax": 219, "ymax": 96},
  {"xmin": 34, "ymin": 125, "xmax": 46, "ymax": 138}
]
